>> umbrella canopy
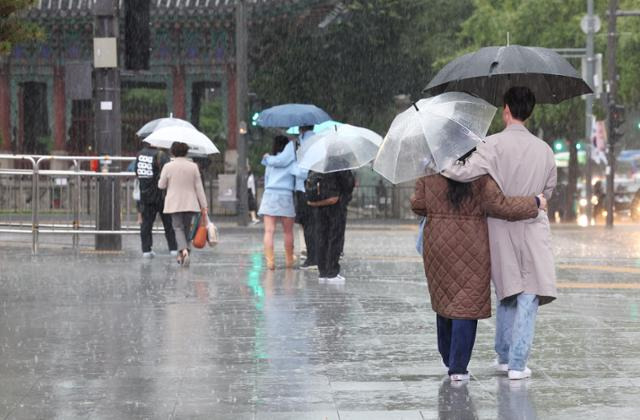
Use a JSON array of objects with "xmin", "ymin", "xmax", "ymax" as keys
[
  {"xmin": 136, "ymin": 117, "xmax": 195, "ymax": 138},
  {"xmin": 256, "ymin": 104, "xmax": 331, "ymax": 128},
  {"xmin": 423, "ymin": 45, "xmax": 593, "ymax": 106},
  {"xmin": 296, "ymin": 124, "xmax": 382, "ymax": 173},
  {"xmin": 373, "ymin": 92, "xmax": 496, "ymax": 184},
  {"xmin": 143, "ymin": 126, "xmax": 220, "ymax": 155},
  {"xmin": 286, "ymin": 120, "xmax": 343, "ymax": 135}
]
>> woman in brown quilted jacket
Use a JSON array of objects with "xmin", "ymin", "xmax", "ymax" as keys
[{"xmin": 410, "ymin": 174, "xmax": 543, "ymax": 381}]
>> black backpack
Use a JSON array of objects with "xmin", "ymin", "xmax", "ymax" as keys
[{"xmin": 305, "ymin": 171, "xmax": 340, "ymax": 206}]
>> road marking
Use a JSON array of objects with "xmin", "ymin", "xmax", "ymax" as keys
[
  {"xmin": 557, "ymin": 264, "xmax": 640, "ymax": 274},
  {"xmin": 557, "ymin": 282, "xmax": 640, "ymax": 289}
]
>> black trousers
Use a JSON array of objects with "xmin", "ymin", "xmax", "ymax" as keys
[
  {"xmin": 140, "ymin": 201, "xmax": 177, "ymax": 253},
  {"xmin": 295, "ymin": 191, "xmax": 317, "ymax": 264},
  {"xmin": 337, "ymin": 199, "xmax": 348, "ymax": 255},
  {"xmin": 315, "ymin": 203, "xmax": 342, "ymax": 278}
]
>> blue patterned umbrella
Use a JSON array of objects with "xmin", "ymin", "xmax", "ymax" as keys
[{"xmin": 256, "ymin": 104, "xmax": 331, "ymax": 128}]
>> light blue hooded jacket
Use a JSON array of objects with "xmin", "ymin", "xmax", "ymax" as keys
[
  {"xmin": 262, "ymin": 130, "xmax": 315, "ymax": 192},
  {"xmin": 261, "ymin": 145, "xmax": 295, "ymax": 192}
]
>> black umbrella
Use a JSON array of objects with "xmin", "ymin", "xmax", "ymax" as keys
[{"xmin": 423, "ymin": 45, "xmax": 593, "ymax": 106}]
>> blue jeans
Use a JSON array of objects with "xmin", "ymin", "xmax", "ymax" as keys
[
  {"xmin": 437, "ymin": 315, "xmax": 478, "ymax": 375},
  {"xmin": 495, "ymin": 293, "xmax": 539, "ymax": 371}
]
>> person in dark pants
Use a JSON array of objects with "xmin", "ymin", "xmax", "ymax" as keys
[
  {"xmin": 336, "ymin": 171, "xmax": 355, "ymax": 258},
  {"xmin": 136, "ymin": 141, "xmax": 177, "ymax": 258},
  {"xmin": 309, "ymin": 169, "xmax": 355, "ymax": 281}
]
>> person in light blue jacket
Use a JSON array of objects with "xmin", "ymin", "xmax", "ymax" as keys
[
  {"xmin": 259, "ymin": 135, "xmax": 296, "ymax": 270},
  {"xmin": 262, "ymin": 126, "xmax": 318, "ymax": 269}
]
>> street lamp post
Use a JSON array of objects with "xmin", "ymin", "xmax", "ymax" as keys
[
  {"xmin": 93, "ymin": 0, "xmax": 122, "ymax": 249},
  {"xmin": 235, "ymin": 0, "xmax": 249, "ymax": 226},
  {"xmin": 605, "ymin": 0, "xmax": 619, "ymax": 228},
  {"xmin": 584, "ymin": 0, "xmax": 596, "ymax": 224}
]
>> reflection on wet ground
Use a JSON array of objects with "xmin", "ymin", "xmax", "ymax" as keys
[{"xmin": 1, "ymin": 224, "xmax": 639, "ymax": 419}]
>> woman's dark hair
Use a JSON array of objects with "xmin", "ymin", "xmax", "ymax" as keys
[
  {"xmin": 447, "ymin": 148, "xmax": 475, "ymax": 210},
  {"xmin": 271, "ymin": 135, "xmax": 289, "ymax": 155},
  {"xmin": 170, "ymin": 142, "xmax": 190, "ymax": 157},
  {"xmin": 447, "ymin": 178, "xmax": 473, "ymax": 211}
]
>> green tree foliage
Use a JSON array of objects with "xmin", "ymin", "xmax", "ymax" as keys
[
  {"xmin": 250, "ymin": 0, "xmax": 473, "ymax": 134},
  {"xmin": 452, "ymin": 0, "xmax": 597, "ymax": 141},
  {"xmin": 0, "ymin": 0, "xmax": 44, "ymax": 55}
]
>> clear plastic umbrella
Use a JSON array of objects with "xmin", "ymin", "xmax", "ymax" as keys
[
  {"xmin": 143, "ymin": 126, "xmax": 220, "ymax": 155},
  {"xmin": 373, "ymin": 92, "xmax": 496, "ymax": 184},
  {"xmin": 296, "ymin": 124, "xmax": 382, "ymax": 173},
  {"xmin": 136, "ymin": 117, "xmax": 195, "ymax": 138}
]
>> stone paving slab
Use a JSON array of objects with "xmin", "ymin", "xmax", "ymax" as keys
[{"xmin": 1, "ymin": 224, "xmax": 640, "ymax": 419}]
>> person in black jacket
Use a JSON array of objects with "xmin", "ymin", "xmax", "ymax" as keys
[
  {"xmin": 135, "ymin": 141, "xmax": 177, "ymax": 257},
  {"xmin": 308, "ymin": 169, "xmax": 355, "ymax": 281}
]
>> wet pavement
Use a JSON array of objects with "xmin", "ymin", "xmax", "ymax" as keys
[{"xmin": 1, "ymin": 222, "xmax": 640, "ymax": 419}]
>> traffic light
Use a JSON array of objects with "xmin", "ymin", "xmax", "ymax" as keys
[
  {"xmin": 610, "ymin": 103, "xmax": 625, "ymax": 139},
  {"xmin": 552, "ymin": 138, "xmax": 566, "ymax": 153}
]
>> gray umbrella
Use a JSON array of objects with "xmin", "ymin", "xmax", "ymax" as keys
[{"xmin": 423, "ymin": 45, "xmax": 593, "ymax": 106}]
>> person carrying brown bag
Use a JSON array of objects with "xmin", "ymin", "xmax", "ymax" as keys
[{"xmin": 158, "ymin": 142, "xmax": 208, "ymax": 266}]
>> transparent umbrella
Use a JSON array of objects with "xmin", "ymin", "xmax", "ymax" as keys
[
  {"xmin": 373, "ymin": 92, "xmax": 496, "ymax": 184},
  {"xmin": 296, "ymin": 124, "xmax": 382, "ymax": 173},
  {"xmin": 136, "ymin": 117, "xmax": 195, "ymax": 138},
  {"xmin": 143, "ymin": 126, "xmax": 220, "ymax": 156}
]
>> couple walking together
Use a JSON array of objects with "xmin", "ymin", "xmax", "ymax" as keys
[{"xmin": 411, "ymin": 87, "xmax": 557, "ymax": 381}]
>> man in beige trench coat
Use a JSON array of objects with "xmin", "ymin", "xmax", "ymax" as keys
[{"xmin": 442, "ymin": 86, "xmax": 557, "ymax": 380}]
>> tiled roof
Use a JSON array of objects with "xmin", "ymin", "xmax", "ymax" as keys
[{"xmin": 30, "ymin": 0, "xmax": 290, "ymax": 12}]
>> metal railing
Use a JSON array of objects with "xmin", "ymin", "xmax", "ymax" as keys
[
  {"xmin": 0, "ymin": 154, "xmax": 419, "ymax": 254},
  {"xmin": 0, "ymin": 154, "xmax": 137, "ymax": 254}
]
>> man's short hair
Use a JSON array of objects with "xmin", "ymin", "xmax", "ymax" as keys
[{"xmin": 503, "ymin": 87, "xmax": 536, "ymax": 121}]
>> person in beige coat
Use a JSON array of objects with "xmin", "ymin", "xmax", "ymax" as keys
[
  {"xmin": 442, "ymin": 87, "xmax": 557, "ymax": 380},
  {"xmin": 158, "ymin": 142, "xmax": 208, "ymax": 266}
]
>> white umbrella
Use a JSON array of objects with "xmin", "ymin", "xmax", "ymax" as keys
[
  {"xmin": 296, "ymin": 124, "xmax": 382, "ymax": 173},
  {"xmin": 373, "ymin": 92, "xmax": 496, "ymax": 184},
  {"xmin": 143, "ymin": 126, "xmax": 220, "ymax": 155},
  {"xmin": 136, "ymin": 117, "xmax": 195, "ymax": 138}
]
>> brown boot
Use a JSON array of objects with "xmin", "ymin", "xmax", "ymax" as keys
[
  {"xmin": 285, "ymin": 244, "xmax": 296, "ymax": 268},
  {"xmin": 264, "ymin": 246, "xmax": 275, "ymax": 270}
]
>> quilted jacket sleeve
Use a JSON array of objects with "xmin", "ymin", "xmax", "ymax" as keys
[
  {"xmin": 410, "ymin": 177, "xmax": 428, "ymax": 217},
  {"xmin": 480, "ymin": 176, "xmax": 538, "ymax": 221}
]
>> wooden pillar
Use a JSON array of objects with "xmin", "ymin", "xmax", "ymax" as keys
[
  {"xmin": 226, "ymin": 64, "xmax": 237, "ymax": 150},
  {"xmin": 172, "ymin": 65, "xmax": 186, "ymax": 118},
  {"xmin": 0, "ymin": 63, "xmax": 10, "ymax": 151},
  {"xmin": 53, "ymin": 66, "xmax": 66, "ymax": 152}
]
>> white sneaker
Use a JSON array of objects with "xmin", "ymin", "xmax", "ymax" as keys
[
  {"xmin": 450, "ymin": 373, "xmax": 470, "ymax": 381},
  {"xmin": 508, "ymin": 367, "xmax": 532, "ymax": 380},
  {"xmin": 142, "ymin": 251, "xmax": 156, "ymax": 258},
  {"xmin": 318, "ymin": 277, "xmax": 328, "ymax": 283},
  {"xmin": 326, "ymin": 274, "xmax": 345, "ymax": 282},
  {"xmin": 494, "ymin": 358, "xmax": 509, "ymax": 373},
  {"xmin": 170, "ymin": 250, "xmax": 178, "ymax": 256}
]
